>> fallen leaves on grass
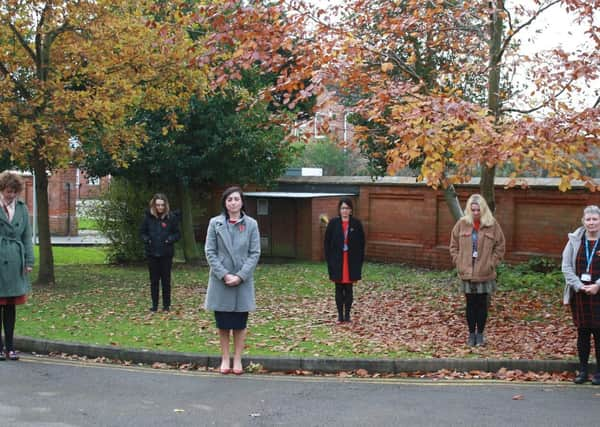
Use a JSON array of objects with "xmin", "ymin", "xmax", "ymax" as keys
[{"xmin": 23, "ymin": 263, "xmax": 577, "ymax": 363}]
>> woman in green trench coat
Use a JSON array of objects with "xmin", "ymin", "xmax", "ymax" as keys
[{"xmin": 0, "ymin": 171, "xmax": 34, "ymax": 361}]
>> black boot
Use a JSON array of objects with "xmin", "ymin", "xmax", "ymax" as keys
[
  {"xmin": 467, "ymin": 333, "xmax": 476, "ymax": 347},
  {"xmin": 574, "ymin": 370, "xmax": 589, "ymax": 384}
]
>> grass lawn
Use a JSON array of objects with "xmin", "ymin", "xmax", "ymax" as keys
[
  {"xmin": 20, "ymin": 247, "xmax": 576, "ymax": 360},
  {"xmin": 77, "ymin": 217, "xmax": 100, "ymax": 231}
]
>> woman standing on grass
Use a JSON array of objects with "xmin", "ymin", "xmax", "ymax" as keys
[
  {"xmin": 204, "ymin": 186, "xmax": 260, "ymax": 375},
  {"xmin": 562, "ymin": 205, "xmax": 600, "ymax": 385},
  {"xmin": 324, "ymin": 197, "xmax": 365, "ymax": 324},
  {"xmin": 0, "ymin": 171, "xmax": 34, "ymax": 361},
  {"xmin": 449, "ymin": 194, "xmax": 505, "ymax": 347},
  {"xmin": 140, "ymin": 193, "xmax": 181, "ymax": 312}
]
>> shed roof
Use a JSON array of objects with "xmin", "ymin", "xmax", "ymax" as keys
[{"xmin": 244, "ymin": 192, "xmax": 355, "ymax": 198}]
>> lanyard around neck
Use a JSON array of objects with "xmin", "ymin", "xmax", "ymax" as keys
[{"xmin": 584, "ymin": 238, "xmax": 599, "ymax": 273}]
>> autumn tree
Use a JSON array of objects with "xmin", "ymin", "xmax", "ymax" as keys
[
  {"xmin": 0, "ymin": 0, "xmax": 204, "ymax": 284},
  {"xmin": 191, "ymin": 0, "xmax": 600, "ymax": 220}
]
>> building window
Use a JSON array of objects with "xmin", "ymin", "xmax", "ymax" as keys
[
  {"xmin": 257, "ymin": 199, "xmax": 269, "ymax": 215},
  {"xmin": 87, "ymin": 176, "xmax": 100, "ymax": 186}
]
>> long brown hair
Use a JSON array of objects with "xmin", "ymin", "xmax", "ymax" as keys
[{"xmin": 149, "ymin": 193, "xmax": 170, "ymax": 218}]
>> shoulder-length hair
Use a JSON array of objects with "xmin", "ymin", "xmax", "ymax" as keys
[
  {"xmin": 462, "ymin": 194, "xmax": 495, "ymax": 227},
  {"xmin": 337, "ymin": 197, "xmax": 354, "ymax": 216},
  {"xmin": 221, "ymin": 186, "xmax": 245, "ymax": 217},
  {"xmin": 0, "ymin": 170, "xmax": 24, "ymax": 194},
  {"xmin": 149, "ymin": 193, "xmax": 170, "ymax": 218}
]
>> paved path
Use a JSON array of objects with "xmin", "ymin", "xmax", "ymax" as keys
[
  {"xmin": 1, "ymin": 355, "xmax": 598, "ymax": 427},
  {"xmin": 49, "ymin": 230, "xmax": 109, "ymax": 246}
]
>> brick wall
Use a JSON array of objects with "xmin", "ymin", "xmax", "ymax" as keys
[{"xmin": 276, "ymin": 176, "xmax": 600, "ymax": 268}]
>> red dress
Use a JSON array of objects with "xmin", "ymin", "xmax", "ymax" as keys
[{"xmin": 341, "ymin": 220, "xmax": 351, "ymax": 284}]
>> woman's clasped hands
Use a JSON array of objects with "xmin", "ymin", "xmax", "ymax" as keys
[{"xmin": 224, "ymin": 273, "xmax": 242, "ymax": 287}]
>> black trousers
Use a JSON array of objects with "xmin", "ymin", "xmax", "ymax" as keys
[
  {"xmin": 465, "ymin": 293, "xmax": 488, "ymax": 334},
  {"xmin": 0, "ymin": 304, "xmax": 16, "ymax": 351},
  {"xmin": 577, "ymin": 327, "xmax": 600, "ymax": 373},
  {"xmin": 148, "ymin": 256, "xmax": 173, "ymax": 309},
  {"xmin": 335, "ymin": 283, "xmax": 353, "ymax": 321}
]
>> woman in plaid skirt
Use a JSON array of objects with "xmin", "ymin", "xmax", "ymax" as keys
[
  {"xmin": 450, "ymin": 194, "xmax": 505, "ymax": 347},
  {"xmin": 562, "ymin": 205, "xmax": 600, "ymax": 385}
]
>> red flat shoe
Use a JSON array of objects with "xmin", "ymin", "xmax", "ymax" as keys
[
  {"xmin": 232, "ymin": 369, "xmax": 244, "ymax": 375},
  {"xmin": 219, "ymin": 367, "xmax": 231, "ymax": 375}
]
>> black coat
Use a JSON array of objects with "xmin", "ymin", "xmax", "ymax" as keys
[
  {"xmin": 324, "ymin": 216, "xmax": 365, "ymax": 282},
  {"xmin": 140, "ymin": 210, "xmax": 181, "ymax": 258}
]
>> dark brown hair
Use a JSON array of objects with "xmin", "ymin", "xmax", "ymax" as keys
[
  {"xmin": 338, "ymin": 197, "xmax": 354, "ymax": 215},
  {"xmin": 221, "ymin": 186, "xmax": 245, "ymax": 216}
]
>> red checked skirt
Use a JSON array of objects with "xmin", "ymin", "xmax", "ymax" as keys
[
  {"xmin": 570, "ymin": 240, "xmax": 600, "ymax": 328},
  {"xmin": 0, "ymin": 295, "xmax": 27, "ymax": 306}
]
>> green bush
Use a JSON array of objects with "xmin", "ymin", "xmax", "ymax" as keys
[
  {"xmin": 92, "ymin": 178, "xmax": 153, "ymax": 264},
  {"xmin": 496, "ymin": 259, "xmax": 563, "ymax": 292}
]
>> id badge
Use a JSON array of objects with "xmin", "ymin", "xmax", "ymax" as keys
[
  {"xmin": 581, "ymin": 273, "xmax": 592, "ymax": 282},
  {"xmin": 472, "ymin": 251, "xmax": 478, "ymax": 258}
]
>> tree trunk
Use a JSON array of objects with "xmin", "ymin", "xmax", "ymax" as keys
[
  {"xmin": 443, "ymin": 184, "xmax": 463, "ymax": 221},
  {"xmin": 33, "ymin": 161, "xmax": 55, "ymax": 286},
  {"xmin": 480, "ymin": 165, "xmax": 497, "ymax": 213},
  {"xmin": 176, "ymin": 179, "xmax": 202, "ymax": 265},
  {"xmin": 482, "ymin": 0, "xmax": 504, "ymax": 213}
]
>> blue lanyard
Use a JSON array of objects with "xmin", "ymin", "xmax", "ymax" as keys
[{"xmin": 584, "ymin": 238, "xmax": 599, "ymax": 273}]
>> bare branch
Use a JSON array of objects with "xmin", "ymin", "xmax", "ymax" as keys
[
  {"xmin": 501, "ymin": 78, "xmax": 574, "ymax": 114},
  {"xmin": 594, "ymin": 96, "xmax": 600, "ymax": 109},
  {"xmin": 496, "ymin": 0, "xmax": 561, "ymax": 63},
  {"xmin": 6, "ymin": 20, "xmax": 37, "ymax": 62}
]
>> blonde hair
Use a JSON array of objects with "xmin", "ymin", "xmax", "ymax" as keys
[
  {"xmin": 149, "ymin": 193, "xmax": 170, "ymax": 218},
  {"xmin": 463, "ymin": 194, "xmax": 495, "ymax": 227}
]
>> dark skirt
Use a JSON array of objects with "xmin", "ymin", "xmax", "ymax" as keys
[
  {"xmin": 214, "ymin": 311, "xmax": 249, "ymax": 330},
  {"xmin": 570, "ymin": 291, "xmax": 600, "ymax": 328}
]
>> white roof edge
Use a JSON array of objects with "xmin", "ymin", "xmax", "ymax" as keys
[{"xmin": 245, "ymin": 192, "xmax": 356, "ymax": 198}]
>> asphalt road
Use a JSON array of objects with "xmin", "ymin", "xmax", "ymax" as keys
[{"xmin": 1, "ymin": 355, "xmax": 598, "ymax": 427}]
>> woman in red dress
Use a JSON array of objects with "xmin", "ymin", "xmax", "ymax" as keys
[{"xmin": 324, "ymin": 198, "xmax": 365, "ymax": 324}]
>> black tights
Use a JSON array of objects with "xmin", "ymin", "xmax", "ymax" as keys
[
  {"xmin": 335, "ymin": 283, "xmax": 353, "ymax": 321},
  {"xmin": 0, "ymin": 304, "xmax": 16, "ymax": 351},
  {"xmin": 465, "ymin": 293, "xmax": 488, "ymax": 334},
  {"xmin": 577, "ymin": 327, "xmax": 600, "ymax": 373},
  {"xmin": 148, "ymin": 256, "xmax": 173, "ymax": 309}
]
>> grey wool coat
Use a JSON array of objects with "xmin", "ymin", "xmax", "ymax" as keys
[
  {"xmin": 0, "ymin": 199, "xmax": 34, "ymax": 297},
  {"xmin": 561, "ymin": 226, "xmax": 600, "ymax": 305},
  {"xmin": 204, "ymin": 213, "xmax": 260, "ymax": 312}
]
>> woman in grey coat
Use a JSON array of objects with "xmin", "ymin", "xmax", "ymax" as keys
[
  {"xmin": 204, "ymin": 186, "xmax": 260, "ymax": 375},
  {"xmin": 0, "ymin": 171, "xmax": 34, "ymax": 361},
  {"xmin": 562, "ymin": 205, "xmax": 600, "ymax": 385}
]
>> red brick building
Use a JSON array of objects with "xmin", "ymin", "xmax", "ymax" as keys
[{"xmin": 18, "ymin": 168, "xmax": 110, "ymax": 236}]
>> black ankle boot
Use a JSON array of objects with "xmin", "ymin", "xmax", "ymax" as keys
[{"xmin": 574, "ymin": 370, "xmax": 589, "ymax": 384}]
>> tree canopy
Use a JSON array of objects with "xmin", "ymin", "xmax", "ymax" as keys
[{"xmin": 193, "ymin": 0, "xmax": 600, "ymax": 207}]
